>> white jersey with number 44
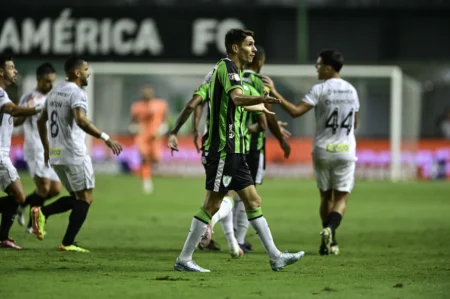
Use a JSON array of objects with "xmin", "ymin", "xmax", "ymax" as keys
[
  {"xmin": 303, "ymin": 78, "xmax": 360, "ymax": 161},
  {"xmin": 45, "ymin": 82, "xmax": 88, "ymax": 165}
]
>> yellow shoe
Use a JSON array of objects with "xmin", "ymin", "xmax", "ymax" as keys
[
  {"xmin": 58, "ymin": 243, "xmax": 90, "ymax": 253},
  {"xmin": 31, "ymin": 207, "xmax": 46, "ymax": 240},
  {"xmin": 320, "ymin": 227, "xmax": 333, "ymax": 254}
]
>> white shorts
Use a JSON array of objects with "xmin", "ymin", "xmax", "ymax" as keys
[
  {"xmin": 27, "ymin": 160, "xmax": 60, "ymax": 182},
  {"xmin": 313, "ymin": 158, "xmax": 355, "ymax": 193},
  {"xmin": 52, "ymin": 156, "xmax": 95, "ymax": 193},
  {"xmin": 0, "ymin": 157, "xmax": 20, "ymax": 191}
]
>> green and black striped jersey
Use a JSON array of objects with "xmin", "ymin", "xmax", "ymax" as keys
[
  {"xmin": 243, "ymin": 70, "xmax": 266, "ymax": 152},
  {"xmin": 203, "ymin": 58, "xmax": 248, "ymax": 155}
]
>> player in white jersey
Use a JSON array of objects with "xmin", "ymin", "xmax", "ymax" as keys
[
  {"xmin": 31, "ymin": 56, "xmax": 123, "ymax": 253},
  {"xmin": 14, "ymin": 63, "xmax": 62, "ymax": 231},
  {"xmin": 263, "ymin": 49, "xmax": 359, "ymax": 256},
  {"xmin": 0, "ymin": 56, "xmax": 46, "ymax": 249}
]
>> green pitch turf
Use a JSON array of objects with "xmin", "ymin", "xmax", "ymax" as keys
[{"xmin": 1, "ymin": 175, "xmax": 450, "ymax": 299}]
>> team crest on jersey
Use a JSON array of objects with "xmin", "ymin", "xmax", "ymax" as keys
[
  {"xmin": 228, "ymin": 73, "xmax": 241, "ymax": 81},
  {"xmin": 223, "ymin": 175, "xmax": 232, "ymax": 187}
]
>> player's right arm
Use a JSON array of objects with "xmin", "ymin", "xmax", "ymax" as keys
[
  {"xmin": 168, "ymin": 94, "xmax": 204, "ymax": 155},
  {"xmin": 192, "ymin": 102, "xmax": 205, "ymax": 153},
  {"xmin": 262, "ymin": 76, "xmax": 313, "ymax": 118},
  {"xmin": 13, "ymin": 93, "xmax": 33, "ymax": 127},
  {"xmin": 37, "ymin": 106, "xmax": 50, "ymax": 166},
  {"xmin": 0, "ymin": 102, "xmax": 42, "ymax": 117},
  {"xmin": 216, "ymin": 60, "xmax": 280, "ymax": 106}
]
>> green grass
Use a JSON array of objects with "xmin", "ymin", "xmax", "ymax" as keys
[{"xmin": 2, "ymin": 175, "xmax": 450, "ymax": 299}]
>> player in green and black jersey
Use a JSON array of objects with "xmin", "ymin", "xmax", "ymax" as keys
[{"xmin": 168, "ymin": 29, "xmax": 304, "ymax": 272}]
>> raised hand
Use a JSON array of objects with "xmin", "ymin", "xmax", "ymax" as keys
[{"xmin": 262, "ymin": 91, "xmax": 281, "ymax": 104}]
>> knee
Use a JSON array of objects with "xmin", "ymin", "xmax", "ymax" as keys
[
  {"xmin": 203, "ymin": 199, "xmax": 221, "ymax": 216},
  {"xmin": 245, "ymin": 194, "xmax": 261, "ymax": 210},
  {"xmin": 15, "ymin": 192, "xmax": 26, "ymax": 205},
  {"xmin": 320, "ymin": 190, "xmax": 333, "ymax": 203},
  {"xmin": 48, "ymin": 185, "xmax": 62, "ymax": 198},
  {"xmin": 39, "ymin": 185, "xmax": 51, "ymax": 197},
  {"xmin": 74, "ymin": 190, "xmax": 94, "ymax": 205}
]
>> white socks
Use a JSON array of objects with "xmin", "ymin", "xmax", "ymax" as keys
[
  {"xmin": 234, "ymin": 200, "xmax": 248, "ymax": 245},
  {"xmin": 249, "ymin": 216, "xmax": 281, "ymax": 260},
  {"xmin": 179, "ymin": 218, "xmax": 208, "ymax": 262},
  {"xmin": 211, "ymin": 196, "xmax": 233, "ymax": 228}
]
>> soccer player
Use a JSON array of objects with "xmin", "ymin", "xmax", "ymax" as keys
[
  {"xmin": 14, "ymin": 63, "xmax": 62, "ymax": 232},
  {"xmin": 192, "ymin": 71, "xmax": 267, "ymax": 255},
  {"xmin": 130, "ymin": 84, "xmax": 168, "ymax": 194},
  {"xmin": 0, "ymin": 56, "xmax": 46, "ymax": 249},
  {"xmin": 168, "ymin": 29, "xmax": 304, "ymax": 272},
  {"xmin": 31, "ymin": 56, "xmax": 122, "ymax": 252},
  {"xmin": 262, "ymin": 49, "xmax": 359, "ymax": 255}
]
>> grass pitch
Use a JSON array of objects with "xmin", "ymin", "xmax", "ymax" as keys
[{"xmin": 1, "ymin": 175, "xmax": 450, "ymax": 299}]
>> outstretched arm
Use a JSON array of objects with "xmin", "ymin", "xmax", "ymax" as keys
[
  {"xmin": 1, "ymin": 102, "xmax": 41, "ymax": 117},
  {"xmin": 229, "ymin": 88, "xmax": 280, "ymax": 107},
  {"xmin": 262, "ymin": 76, "xmax": 313, "ymax": 118},
  {"xmin": 73, "ymin": 108, "xmax": 122, "ymax": 155}
]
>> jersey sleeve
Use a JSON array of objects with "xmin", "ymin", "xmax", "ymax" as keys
[
  {"xmin": 303, "ymin": 84, "xmax": 321, "ymax": 106},
  {"xmin": 193, "ymin": 83, "xmax": 210, "ymax": 103},
  {"xmin": 0, "ymin": 89, "xmax": 12, "ymax": 110},
  {"xmin": 217, "ymin": 60, "xmax": 243, "ymax": 94},
  {"xmin": 70, "ymin": 89, "xmax": 88, "ymax": 111}
]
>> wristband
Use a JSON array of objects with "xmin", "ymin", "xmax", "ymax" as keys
[{"xmin": 100, "ymin": 132, "xmax": 110, "ymax": 142}]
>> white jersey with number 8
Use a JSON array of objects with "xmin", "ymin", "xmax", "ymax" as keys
[
  {"xmin": 45, "ymin": 82, "xmax": 88, "ymax": 165},
  {"xmin": 303, "ymin": 78, "xmax": 359, "ymax": 161}
]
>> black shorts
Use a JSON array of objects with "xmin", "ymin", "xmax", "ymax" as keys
[
  {"xmin": 246, "ymin": 149, "xmax": 266, "ymax": 185},
  {"xmin": 202, "ymin": 151, "xmax": 254, "ymax": 193}
]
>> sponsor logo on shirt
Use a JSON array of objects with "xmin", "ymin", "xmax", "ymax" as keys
[
  {"xmin": 50, "ymin": 148, "xmax": 62, "ymax": 157},
  {"xmin": 228, "ymin": 73, "xmax": 241, "ymax": 81}
]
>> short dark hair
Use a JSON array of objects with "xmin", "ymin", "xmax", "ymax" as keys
[
  {"xmin": 254, "ymin": 45, "xmax": 265, "ymax": 61},
  {"xmin": 0, "ymin": 56, "xmax": 13, "ymax": 69},
  {"xmin": 225, "ymin": 29, "xmax": 254, "ymax": 54},
  {"xmin": 319, "ymin": 49, "xmax": 344, "ymax": 72},
  {"xmin": 36, "ymin": 63, "xmax": 55, "ymax": 77},
  {"xmin": 64, "ymin": 55, "xmax": 85, "ymax": 74}
]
